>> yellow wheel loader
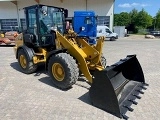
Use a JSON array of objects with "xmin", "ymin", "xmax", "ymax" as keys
[{"xmin": 13, "ymin": 4, "xmax": 148, "ymax": 119}]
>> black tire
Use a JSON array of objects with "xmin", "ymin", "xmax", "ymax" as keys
[
  {"xmin": 48, "ymin": 53, "xmax": 79, "ymax": 89},
  {"xmin": 18, "ymin": 49, "xmax": 37, "ymax": 74},
  {"xmin": 110, "ymin": 37, "xmax": 115, "ymax": 41}
]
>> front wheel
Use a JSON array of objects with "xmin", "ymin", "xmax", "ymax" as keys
[
  {"xmin": 110, "ymin": 37, "xmax": 116, "ymax": 41},
  {"xmin": 48, "ymin": 53, "xmax": 79, "ymax": 89},
  {"xmin": 18, "ymin": 49, "xmax": 37, "ymax": 74}
]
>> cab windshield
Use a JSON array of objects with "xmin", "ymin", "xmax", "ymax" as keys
[
  {"xmin": 39, "ymin": 6, "xmax": 64, "ymax": 34},
  {"xmin": 105, "ymin": 28, "xmax": 112, "ymax": 33}
]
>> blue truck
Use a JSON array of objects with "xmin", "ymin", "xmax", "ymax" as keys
[
  {"xmin": 66, "ymin": 11, "xmax": 118, "ymax": 42},
  {"xmin": 66, "ymin": 11, "xmax": 97, "ymax": 44}
]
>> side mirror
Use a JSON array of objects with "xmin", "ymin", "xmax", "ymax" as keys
[{"xmin": 95, "ymin": 15, "xmax": 98, "ymax": 20}]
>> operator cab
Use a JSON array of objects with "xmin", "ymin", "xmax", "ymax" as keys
[{"xmin": 23, "ymin": 4, "xmax": 68, "ymax": 48}]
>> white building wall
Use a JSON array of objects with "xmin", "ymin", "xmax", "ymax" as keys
[
  {"xmin": 17, "ymin": 0, "xmax": 37, "ymax": 18},
  {"xmin": 40, "ymin": 0, "xmax": 86, "ymax": 17},
  {"xmin": 0, "ymin": 2, "xmax": 17, "ymax": 19},
  {"xmin": 40, "ymin": 0, "xmax": 114, "ymax": 30},
  {"xmin": 87, "ymin": 0, "xmax": 114, "ymax": 30},
  {"xmin": 0, "ymin": 0, "xmax": 114, "ymax": 30}
]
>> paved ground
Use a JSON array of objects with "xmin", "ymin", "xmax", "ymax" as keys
[{"xmin": 0, "ymin": 37, "xmax": 160, "ymax": 120}]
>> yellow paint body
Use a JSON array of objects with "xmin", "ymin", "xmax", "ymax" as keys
[
  {"xmin": 52, "ymin": 63, "xmax": 65, "ymax": 81},
  {"xmin": 13, "ymin": 30, "xmax": 105, "ymax": 83},
  {"xmin": 13, "ymin": 33, "xmax": 23, "ymax": 56}
]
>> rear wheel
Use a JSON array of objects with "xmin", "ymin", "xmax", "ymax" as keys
[
  {"xmin": 18, "ymin": 49, "xmax": 37, "ymax": 74},
  {"xmin": 48, "ymin": 53, "xmax": 79, "ymax": 89}
]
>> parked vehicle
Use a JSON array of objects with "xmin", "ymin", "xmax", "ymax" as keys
[
  {"xmin": 149, "ymin": 31, "xmax": 160, "ymax": 38},
  {"xmin": 66, "ymin": 11, "xmax": 97, "ymax": 45},
  {"xmin": 97, "ymin": 25, "xmax": 118, "ymax": 41}
]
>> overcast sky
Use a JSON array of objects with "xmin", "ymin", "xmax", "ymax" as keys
[{"xmin": 114, "ymin": 0, "xmax": 160, "ymax": 17}]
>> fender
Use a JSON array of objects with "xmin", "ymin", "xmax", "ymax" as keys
[
  {"xmin": 45, "ymin": 49, "xmax": 67, "ymax": 70},
  {"xmin": 16, "ymin": 45, "xmax": 34, "ymax": 61}
]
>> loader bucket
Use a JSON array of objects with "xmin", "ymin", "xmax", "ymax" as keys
[{"xmin": 89, "ymin": 55, "xmax": 148, "ymax": 119}]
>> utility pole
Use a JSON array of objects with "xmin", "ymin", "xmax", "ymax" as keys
[{"xmin": 86, "ymin": 0, "xmax": 88, "ymax": 11}]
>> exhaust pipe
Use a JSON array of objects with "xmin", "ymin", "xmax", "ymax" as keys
[{"xmin": 89, "ymin": 55, "xmax": 148, "ymax": 119}]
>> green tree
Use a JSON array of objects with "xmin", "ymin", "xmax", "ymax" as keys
[
  {"xmin": 155, "ymin": 9, "xmax": 160, "ymax": 30},
  {"xmin": 114, "ymin": 14, "xmax": 120, "ymax": 26},
  {"xmin": 114, "ymin": 12, "xmax": 130, "ymax": 26},
  {"xmin": 136, "ymin": 8, "xmax": 152, "ymax": 28},
  {"xmin": 129, "ymin": 8, "xmax": 138, "ymax": 25}
]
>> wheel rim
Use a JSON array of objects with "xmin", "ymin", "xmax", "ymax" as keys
[
  {"xmin": 20, "ymin": 55, "xmax": 27, "ymax": 68},
  {"xmin": 52, "ymin": 63, "xmax": 65, "ymax": 81}
]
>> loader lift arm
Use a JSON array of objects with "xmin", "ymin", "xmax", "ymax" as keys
[{"xmin": 56, "ymin": 30, "xmax": 105, "ymax": 83}]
